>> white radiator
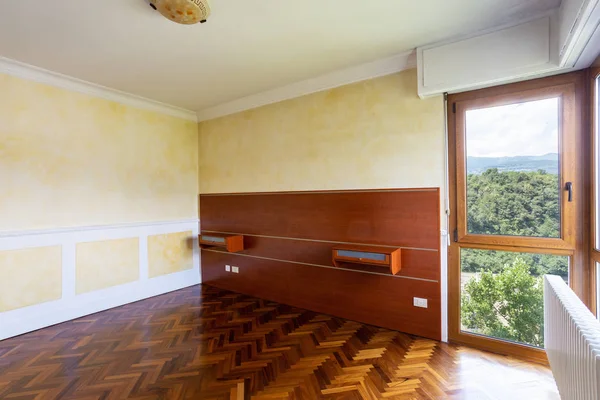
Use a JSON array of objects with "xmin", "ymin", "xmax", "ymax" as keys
[{"xmin": 544, "ymin": 275, "xmax": 600, "ymax": 400}]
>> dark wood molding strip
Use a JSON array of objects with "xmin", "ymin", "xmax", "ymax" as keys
[{"xmin": 199, "ymin": 187, "xmax": 440, "ymax": 196}]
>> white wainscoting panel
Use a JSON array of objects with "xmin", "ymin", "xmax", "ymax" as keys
[{"xmin": 0, "ymin": 219, "xmax": 200, "ymax": 341}]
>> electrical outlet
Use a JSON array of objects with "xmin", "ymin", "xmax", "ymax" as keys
[
  {"xmin": 225, "ymin": 265, "xmax": 231, "ymax": 272},
  {"xmin": 413, "ymin": 297, "xmax": 428, "ymax": 308},
  {"xmin": 232, "ymin": 266, "xmax": 239, "ymax": 273}
]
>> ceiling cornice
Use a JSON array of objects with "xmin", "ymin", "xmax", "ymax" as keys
[
  {"xmin": 196, "ymin": 50, "xmax": 417, "ymax": 122},
  {"xmin": 0, "ymin": 57, "xmax": 198, "ymax": 122},
  {"xmin": 0, "ymin": 51, "xmax": 417, "ymax": 124}
]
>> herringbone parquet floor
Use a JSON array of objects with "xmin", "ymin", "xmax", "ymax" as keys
[{"xmin": 0, "ymin": 285, "xmax": 559, "ymax": 400}]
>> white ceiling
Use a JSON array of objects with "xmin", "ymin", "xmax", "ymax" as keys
[{"xmin": 0, "ymin": 0, "xmax": 560, "ymax": 112}]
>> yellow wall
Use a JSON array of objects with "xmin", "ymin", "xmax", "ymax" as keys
[
  {"xmin": 0, "ymin": 246, "xmax": 62, "ymax": 312},
  {"xmin": 0, "ymin": 72, "xmax": 198, "ymax": 317},
  {"xmin": 76, "ymin": 238, "xmax": 140, "ymax": 294},
  {"xmin": 198, "ymin": 69, "xmax": 445, "ymax": 223},
  {"xmin": 148, "ymin": 231, "xmax": 194, "ymax": 277},
  {"xmin": 1, "ymin": 66, "xmax": 443, "ymax": 316},
  {"xmin": 0, "ymin": 72, "xmax": 199, "ymax": 232}
]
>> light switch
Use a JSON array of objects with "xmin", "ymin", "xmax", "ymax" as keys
[{"xmin": 232, "ymin": 266, "xmax": 239, "ymax": 273}]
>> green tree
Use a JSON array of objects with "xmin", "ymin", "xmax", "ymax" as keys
[
  {"xmin": 461, "ymin": 257, "xmax": 544, "ymax": 347},
  {"xmin": 463, "ymin": 169, "xmax": 568, "ymax": 280},
  {"xmin": 461, "ymin": 249, "xmax": 567, "ymax": 280},
  {"xmin": 467, "ymin": 168, "xmax": 560, "ymax": 238}
]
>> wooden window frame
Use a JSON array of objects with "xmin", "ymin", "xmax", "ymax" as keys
[
  {"xmin": 448, "ymin": 71, "xmax": 588, "ymax": 363},
  {"xmin": 454, "ymin": 84, "xmax": 579, "ymax": 251}
]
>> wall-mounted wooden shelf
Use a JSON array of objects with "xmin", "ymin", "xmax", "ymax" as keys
[
  {"xmin": 332, "ymin": 244, "xmax": 401, "ymax": 275},
  {"xmin": 199, "ymin": 233, "xmax": 244, "ymax": 253}
]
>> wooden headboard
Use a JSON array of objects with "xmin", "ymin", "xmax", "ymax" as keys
[{"xmin": 199, "ymin": 188, "xmax": 441, "ymax": 340}]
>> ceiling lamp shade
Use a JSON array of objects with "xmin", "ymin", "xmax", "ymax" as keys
[{"xmin": 150, "ymin": 0, "xmax": 211, "ymax": 25}]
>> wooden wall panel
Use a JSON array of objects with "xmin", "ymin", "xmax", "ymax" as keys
[
  {"xmin": 204, "ymin": 236, "xmax": 439, "ymax": 281},
  {"xmin": 199, "ymin": 188, "xmax": 441, "ymax": 340},
  {"xmin": 200, "ymin": 190, "xmax": 440, "ymax": 250},
  {"xmin": 202, "ymin": 251, "xmax": 441, "ymax": 340}
]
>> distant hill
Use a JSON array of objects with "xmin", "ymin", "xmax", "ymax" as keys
[{"xmin": 467, "ymin": 153, "xmax": 558, "ymax": 174}]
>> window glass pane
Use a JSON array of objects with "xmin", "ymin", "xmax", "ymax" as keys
[
  {"xmin": 465, "ymin": 98, "xmax": 560, "ymax": 238},
  {"xmin": 460, "ymin": 248, "xmax": 568, "ymax": 347}
]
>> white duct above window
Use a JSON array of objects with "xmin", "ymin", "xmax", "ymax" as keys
[{"xmin": 417, "ymin": 0, "xmax": 600, "ymax": 97}]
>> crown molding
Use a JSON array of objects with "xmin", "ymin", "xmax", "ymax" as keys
[
  {"xmin": 0, "ymin": 57, "xmax": 198, "ymax": 122},
  {"xmin": 196, "ymin": 50, "xmax": 417, "ymax": 122}
]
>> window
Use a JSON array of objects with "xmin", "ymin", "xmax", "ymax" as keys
[{"xmin": 448, "ymin": 71, "xmax": 586, "ymax": 361}]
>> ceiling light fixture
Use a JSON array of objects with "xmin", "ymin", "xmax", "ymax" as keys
[{"xmin": 149, "ymin": 0, "xmax": 210, "ymax": 25}]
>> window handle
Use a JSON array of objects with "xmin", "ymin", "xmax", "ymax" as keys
[{"xmin": 565, "ymin": 182, "xmax": 573, "ymax": 202}]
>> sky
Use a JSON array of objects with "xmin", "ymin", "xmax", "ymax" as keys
[{"xmin": 466, "ymin": 97, "xmax": 559, "ymax": 158}]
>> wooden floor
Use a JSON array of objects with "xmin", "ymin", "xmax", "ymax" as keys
[{"xmin": 0, "ymin": 285, "xmax": 559, "ymax": 399}]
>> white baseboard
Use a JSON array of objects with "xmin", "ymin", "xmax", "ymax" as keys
[{"xmin": 0, "ymin": 219, "xmax": 200, "ymax": 341}]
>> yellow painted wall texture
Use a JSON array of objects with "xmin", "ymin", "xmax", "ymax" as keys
[
  {"xmin": 0, "ymin": 246, "xmax": 62, "ymax": 312},
  {"xmin": 76, "ymin": 238, "xmax": 140, "ymax": 294},
  {"xmin": 198, "ymin": 69, "xmax": 445, "ymax": 204},
  {"xmin": 0, "ymin": 73, "xmax": 199, "ymax": 232},
  {"xmin": 148, "ymin": 231, "xmax": 194, "ymax": 278}
]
